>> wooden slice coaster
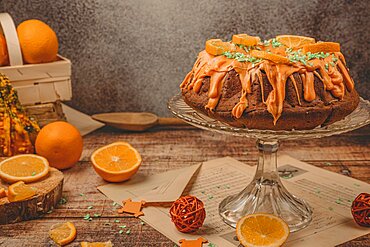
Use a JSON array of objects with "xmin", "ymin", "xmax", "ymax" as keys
[{"xmin": 0, "ymin": 167, "xmax": 64, "ymax": 224}]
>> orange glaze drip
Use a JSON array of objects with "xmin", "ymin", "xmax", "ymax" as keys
[
  {"xmin": 180, "ymin": 46, "xmax": 355, "ymax": 125},
  {"xmin": 261, "ymin": 62, "xmax": 301, "ymax": 124},
  {"xmin": 289, "ymin": 74, "xmax": 302, "ymax": 105}
]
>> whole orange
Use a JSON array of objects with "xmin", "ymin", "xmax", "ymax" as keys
[
  {"xmin": 35, "ymin": 121, "xmax": 83, "ymax": 170},
  {"xmin": 0, "ymin": 33, "xmax": 9, "ymax": 66},
  {"xmin": 17, "ymin": 19, "xmax": 58, "ymax": 64}
]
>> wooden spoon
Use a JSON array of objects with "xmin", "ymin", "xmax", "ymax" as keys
[{"xmin": 92, "ymin": 112, "xmax": 188, "ymax": 131}]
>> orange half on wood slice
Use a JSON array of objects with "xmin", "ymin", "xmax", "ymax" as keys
[
  {"xmin": 91, "ymin": 142, "xmax": 142, "ymax": 182},
  {"xmin": 276, "ymin": 35, "xmax": 315, "ymax": 49},
  {"xmin": 302, "ymin": 42, "xmax": 340, "ymax": 54},
  {"xmin": 250, "ymin": 50, "xmax": 290, "ymax": 64},
  {"xmin": 49, "ymin": 222, "xmax": 77, "ymax": 246},
  {"xmin": 7, "ymin": 181, "xmax": 37, "ymax": 202},
  {"xmin": 0, "ymin": 154, "xmax": 49, "ymax": 183},
  {"xmin": 80, "ymin": 241, "xmax": 113, "ymax": 247},
  {"xmin": 232, "ymin": 34, "xmax": 261, "ymax": 46},
  {"xmin": 236, "ymin": 213, "xmax": 290, "ymax": 247}
]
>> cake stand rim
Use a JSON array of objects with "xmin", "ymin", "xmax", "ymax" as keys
[{"xmin": 167, "ymin": 93, "xmax": 370, "ymax": 140}]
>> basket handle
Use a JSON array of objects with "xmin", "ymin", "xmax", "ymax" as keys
[{"xmin": 0, "ymin": 13, "xmax": 23, "ymax": 66}]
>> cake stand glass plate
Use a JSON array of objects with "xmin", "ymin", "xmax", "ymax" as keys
[{"xmin": 168, "ymin": 93, "xmax": 370, "ymax": 232}]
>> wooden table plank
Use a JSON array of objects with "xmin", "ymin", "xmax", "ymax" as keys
[{"xmin": 0, "ymin": 125, "xmax": 369, "ymax": 246}]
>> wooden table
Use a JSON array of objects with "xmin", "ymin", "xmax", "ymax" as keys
[{"xmin": 1, "ymin": 125, "xmax": 369, "ymax": 246}]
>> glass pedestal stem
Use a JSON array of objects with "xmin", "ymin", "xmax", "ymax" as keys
[{"xmin": 218, "ymin": 139, "xmax": 312, "ymax": 232}]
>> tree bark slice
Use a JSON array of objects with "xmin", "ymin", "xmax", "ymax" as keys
[{"xmin": 0, "ymin": 168, "xmax": 64, "ymax": 224}]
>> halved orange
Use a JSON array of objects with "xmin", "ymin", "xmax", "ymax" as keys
[
  {"xmin": 91, "ymin": 142, "xmax": 142, "ymax": 182},
  {"xmin": 236, "ymin": 213, "xmax": 290, "ymax": 247},
  {"xmin": 0, "ymin": 188, "xmax": 7, "ymax": 198},
  {"xmin": 302, "ymin": 42, "xmax": 340, "ymax": 54},
  {"xmin": 276, "ymin": 35, "xmax": 315, "ymax": 49},
  {"xmin": 232, "ymin": 34, "xmax": 261, "ymax": 46},
  {"xmin": 0, "ymin": 154, "xmax": 49, "ymax": 183},
  {"xmin": 49, "ymin": 222, "xmax": 77, "ymax": 246},
  {"xmin": 81, "ymin": 241, "xmax": 113, "ymax": 247},
  {"xmin": 250, "ymin": 50, "xmax": 290, "ymax": 64},
  {"xmin": 7, "ymin": 181, "xmax": 36, "ymax": 202},
  {"xmin": 205, "ymin": 39, "xmax": 233, "ymax": 55}
]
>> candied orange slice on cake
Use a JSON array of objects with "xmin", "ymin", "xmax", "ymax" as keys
[
  {"xmin": 232, "ymin": 34, "xmax": 261, "ymax": 46},
  {"xmin": 49, "ymin": 222, "xmax": 77, "ymax": 246},
  {"xmin": 7, "ymin": 181, "xmax": 36, "ymax": 202},
  {"xmin": 91, "ymin": 142, "xmax": 142, "ymax": 182},
  {"xmin": 302, "ymin": 42, "xmax": 340, "ymax": 53},
  {"xmin": 80, "ymin": 241, "xmax": 113, "ymax": 247},
  {"xmin": 250, "ymin": 50, "xmax": 290, "ymax": 64},
  {"xmin": 0, "ymin": 154, "xmax": 49, "ymax": 183},
  {"xmin": 205, "ymin": 39, "xmax": 233, "ymax": 55},
  {"xmin": 236, "ymin": 213, "xmax": 290, "ymax": 247},
  {"xmin": 276, "ymin": 35, "xmax": 315, "ymax": 48}
]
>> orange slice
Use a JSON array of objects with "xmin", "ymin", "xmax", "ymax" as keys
[
  {"xmin": 81, "ymin": 241, "xmax": 113, "ymax": 247},
  {"xmin": 91, "ymin": 142, "xmax": 142, "ymax": 182},
  {"xmin": 0, "ymin": 154, "xmax": 49, "ymax": 183},
  {"xmin": 7, "ymin": 181, "xmax": 36, "ymax": 202},
  {"xmin": 236, "ymin": 213, "xmax": 289, "ymax": 247},
  {"xmin": 250, "ymin": 50, "xmax": 290, "ymax": 64},
  {"xmin": 0, "ymin": 188, "xmax": 7, "ymax": 198},
  {"xmin": 276, "ymin": 35, "xmax": 315, "ymax": 48},
  {"xmin": 205, "ymin": 39, "xmax": 233, "ymax": 55},
  {"xmin": 49, "ymin": 222, "xmax": 77, "ymax": 246},
  {"xmin": 232, "ymin": 34, "xmax": 261, "ymax": 46},
  {"xmin": 302, "ymin": 42, "xmax": 340, "ymax": 54}
]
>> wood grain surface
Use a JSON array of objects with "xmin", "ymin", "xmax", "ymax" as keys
[
  {"xmin": 0, "ymin": 168, "xmax": 64, "ymax": 225},
  {"xmin": 0, "ymin": 125, "xmax": 369, "ymax": 246}
]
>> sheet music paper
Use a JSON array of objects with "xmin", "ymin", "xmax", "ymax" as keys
[{"xmin": 99, "ymin": 155, "xmax": 370, "ymax": 246}]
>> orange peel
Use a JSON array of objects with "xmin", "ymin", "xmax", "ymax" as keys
[
  {"xmin": 276, "ymin": 35, "xmax": 315, "ymax": 48},
  {"xmin": 232, "ymin": 34, "xmax": 261, "ymax": 46},
  {"xmin": 7, "ymin": 181, "xmax": 36, "ymax": 202},
  {"xmin": 205, "ymin": 39, "xmax": 233, "ymax": 55},
  {"xmin": 49, "ymin": 222, "xmax": 77, "ymax": 246},
  {"xmin": 302, "ymin": 42, "xmax": 340, "ymax": 54}
]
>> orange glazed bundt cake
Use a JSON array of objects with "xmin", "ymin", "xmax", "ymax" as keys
[{"xmin": 180, "ymin": 35, "xmax": 359, "ymax": 130}]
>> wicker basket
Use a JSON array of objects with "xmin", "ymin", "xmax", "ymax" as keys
[
  {"xmin": 25, "ymin": 101, "xmax": 66, "ymax": 127},
  {"xmin": 0, "ymin": 13, "xmax": 72, "ymax": 106}
]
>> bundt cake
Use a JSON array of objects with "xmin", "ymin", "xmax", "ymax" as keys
[{"xmin": 180, "ymin": 34, "xmax": 359, "ymax": 130}]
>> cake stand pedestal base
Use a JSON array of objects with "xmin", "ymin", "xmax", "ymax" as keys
[{"xmin": 218, "ymin": 140, "xmax": 312, "ymax": 232}]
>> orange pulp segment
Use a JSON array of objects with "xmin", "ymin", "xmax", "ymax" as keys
[
  {"xmin": 91, "ymin": 142, "xmax": 142, "ymax": 182},
  {"xmin": 49, "ymin": 222, "xmax": 77, "ymax": 246},
  {"xmin": 7, "ymin": 181, "xmax": 36, "ymax": 202},
  {"xmin": 302, "ymin": 42, "xmax": 340, "ymax": 54},
  {"xmin": 232, "ymin": 34, "xmax": 261, "ymax": 46},
  {"xmin": 236, "ymin": 213, "xmax": 290, "ymax": 247},
  {"xmin": 276, "ymin": 35, "xmax": 315, "ymax": 49},
  {"xmin": 0, "ymin": 154, "xmax": 49, "ymax": 183},
  {"xmin": 250, "ymin": 50, "xmax": 290, "ymax": 64}
]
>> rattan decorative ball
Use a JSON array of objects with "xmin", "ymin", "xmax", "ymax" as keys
[
  {"xmin": 169, "ymin": 195, "xmax": 206, "ymax": 233},
  {"xmin": 351, "ymin": 193, "xmax": 370, "ymax": 227}
]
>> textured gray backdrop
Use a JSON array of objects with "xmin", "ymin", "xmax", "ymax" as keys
[{"xmin": 1, "ymin": 0, "xmax": 369, "ymax": 116}]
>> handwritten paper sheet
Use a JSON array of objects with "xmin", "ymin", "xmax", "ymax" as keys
[{"xmin": 99, "ymin": 155, "xmax": 370, "ymax": 246}]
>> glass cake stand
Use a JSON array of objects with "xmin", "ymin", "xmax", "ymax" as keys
[{"xmin": 168, "ymin": 94, "xmax": 370, "ymax": 232}]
